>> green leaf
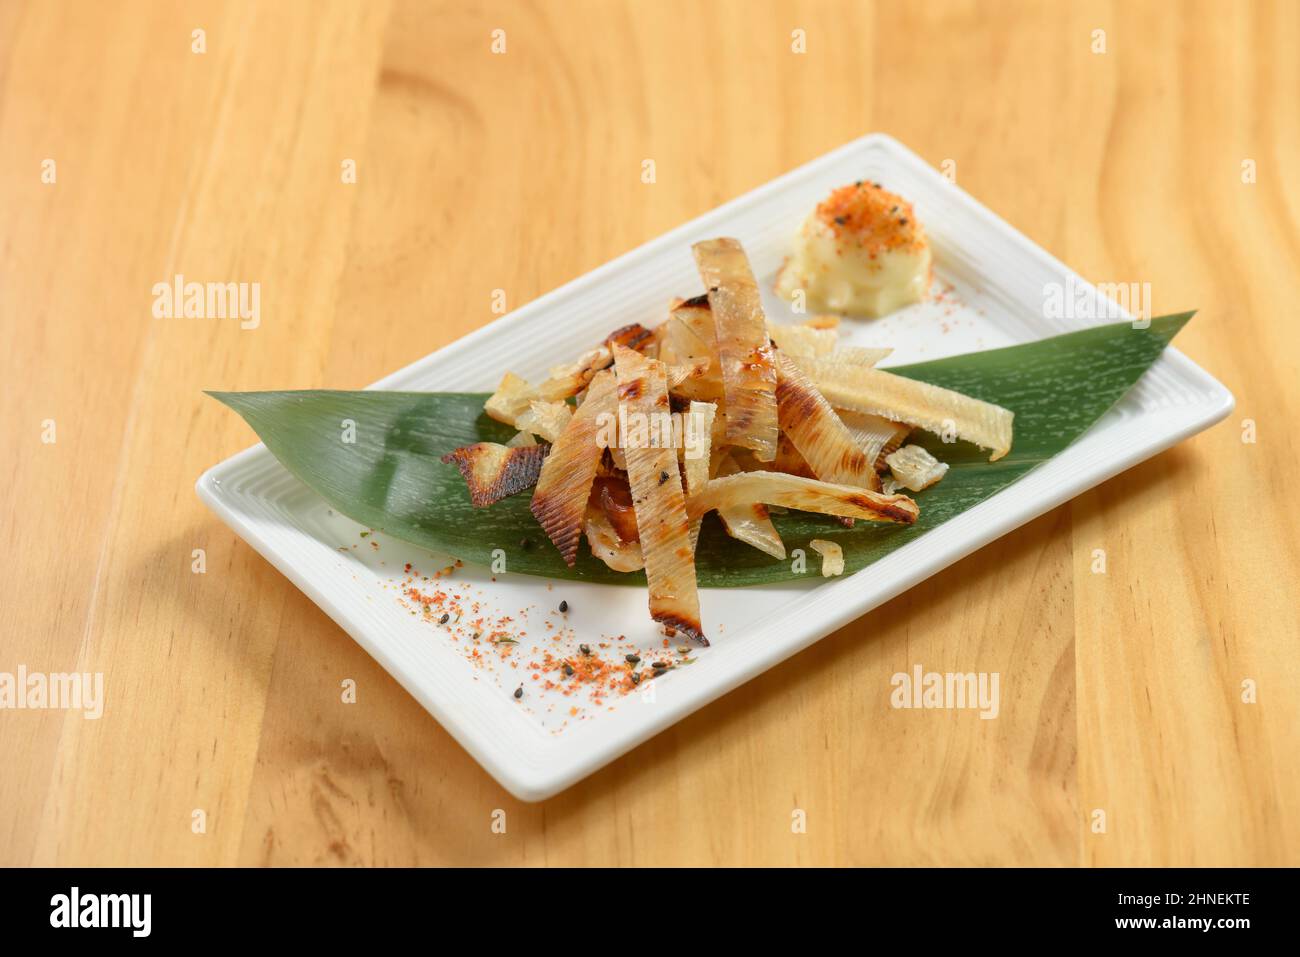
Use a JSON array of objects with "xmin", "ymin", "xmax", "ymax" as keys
[{"xmin": 209, "ymin": 313, "xmax": 1192, "ymax": 586}]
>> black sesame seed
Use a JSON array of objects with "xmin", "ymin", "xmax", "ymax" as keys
[
  {"xmin": 625, "ymin": 654, "xmax": 641, "ymax": 664},
  {"xmin": 438, "ymin": 613, "xmax": 449, "ymax": 624},
  {"xmin": 658, "ymin": 470, "xmax": 669, "ymax": 485},
  {"xmin": 631, "ymin": 673, "xmax": 641, "ymax": 684},
  {"xmin": 513, "ymin": 686, "xmax": 523, "ymax": 699},
  {"xmin": 653, "ymin": 661, "xmax": 669, "ymax": 670},
  {"xmin": 559, "ymin": 600, "xmax": 569, "ymax": 613},
  {"xmin": 579, "ymin": 644, "xmax": 591, "ymax": 656},
  {"xmin": 898, "ymin": 218, "xmax": 908, "ymax": 226},
  {"xmin": 834, "ymin": 215, "xmax": 847, "ymax": 225},
  {"xmin": 563, "ymin": 664, "xmax": 574, "ymax": 677}
]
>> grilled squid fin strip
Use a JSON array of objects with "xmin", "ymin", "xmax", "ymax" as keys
[
  {"xmin": 693, "ymin": 238, "xmax": 779, "ymax": 462},
  {"xmin": 775, "ymin": 352, "xmax": 878, "ymax": 490},
  {"xmin": 613, "ymin": 346, "xmax": 707, "ymax": 644},
  {"xmin": 441, "ymin": 442, "xmax": 549, "ymax": 507},
  {"xmin": 529, "ymin": 370, "xmax": 618, "ymax": 565},
  {"xmin": 687, "ymin": 471, "xmax": 918, "ymax": 525},
  {"xmin": 791, "ymin": 356, "xmax": 1013, "ymax": 461}
]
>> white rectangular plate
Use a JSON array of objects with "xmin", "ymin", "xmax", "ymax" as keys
[{"xmin": 198, "ymin": 134, "xmax": 1233, "ymax": 801}]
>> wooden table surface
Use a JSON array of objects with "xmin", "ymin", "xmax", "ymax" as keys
[{"xmin": 2, "ymin": 0, "xmax": 1297, "ymax": 867}]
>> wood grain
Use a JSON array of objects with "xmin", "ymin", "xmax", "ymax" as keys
[{"xmin": 1, "ymin": 0, "xmax": 1296, "ymax": 866}]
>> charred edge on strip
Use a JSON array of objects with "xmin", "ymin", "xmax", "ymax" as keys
[
  {"xmin": 606, "ymin": 323, "xmax": 655, "ymax": 353},
  {"xmin": 441, "ymin": 443, "xmax": 550, "ymax": 508},
  {"xmin": 654, "ymin": 612, "xmax": 708, "ymax": 647},
  {"xmin": 530, "ymin": 497, "xmax": 584, "ymax": 566},
  {"xmin": 846, "ymin": 493, "xmax": 918, "ymax": 524}
]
